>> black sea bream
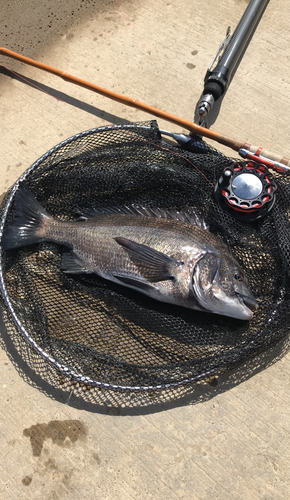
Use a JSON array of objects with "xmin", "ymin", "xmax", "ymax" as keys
[{"xmin": 1, "ymin": 183, "xmax": 258, "ymax": 320}]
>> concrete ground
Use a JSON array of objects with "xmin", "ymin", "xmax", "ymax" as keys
[{"xmin": 1, "ymin": 0, "xmax": 290, "ymax": 498}]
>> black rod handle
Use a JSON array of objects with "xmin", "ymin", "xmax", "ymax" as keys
[{"xmin": 198, "ymin": 0, "xmax": 270, "ymax": 119}]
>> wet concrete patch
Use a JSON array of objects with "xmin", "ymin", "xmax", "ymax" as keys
[
  {"xmin": 23, "ymin": 419, "xmax": 87, "ymax": 457},
  {"xmin": 22, "ymin": 474, "xmax": 33, "ymax": 486}
]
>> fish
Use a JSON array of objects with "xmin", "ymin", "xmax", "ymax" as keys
[{"xmin": 1, "ymin": 182, "xmax": 258, "ymax": 320}]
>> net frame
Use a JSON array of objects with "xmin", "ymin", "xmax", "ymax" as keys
[{"xmin": 0, "ymin": 121, "xmax": 289, "ymax": 391}]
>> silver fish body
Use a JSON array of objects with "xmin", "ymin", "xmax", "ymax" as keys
[{"xmin": 1, "ymin": 183, "xmax": 258, "ymax": 320}]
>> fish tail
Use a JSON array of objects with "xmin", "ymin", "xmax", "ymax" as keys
[{"xmin": 1, "ymin": 182, "xmax": 52, "ymax": 250}]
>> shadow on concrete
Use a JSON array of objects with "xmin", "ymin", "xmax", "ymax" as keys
[{"xmin": 0, "ymin": 66, "xmax": 131, "ymax": 126}]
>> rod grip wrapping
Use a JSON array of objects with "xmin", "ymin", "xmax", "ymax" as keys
[{"xmin": 243, "ymin": 144, "xmax": 290, "ymax": 167}]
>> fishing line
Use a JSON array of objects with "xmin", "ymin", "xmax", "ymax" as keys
[
  {"xmin": 2, "ymin": 65, "xmax": 65, "ymax": 102},
  {"xmin": 114, "ymin": 0, "xmax": 151, "ymax": 55},
  {"xmin": 1, "ymin": 65, "xmax": 84, "ymax": 132},
  {"xmin": 110, "ymin": 125, "xmax": 216, "ymax": 188}
]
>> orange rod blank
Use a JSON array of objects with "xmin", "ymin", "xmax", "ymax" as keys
[
  {"xmin": 1, "ymin": 47, "xmax": 289, "ymax": 166},
  {"xmin": 0, "ymin": 48, "xmax": 242, "ymax": 149}
]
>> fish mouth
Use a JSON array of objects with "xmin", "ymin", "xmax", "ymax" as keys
[
  {"xmin": 241, "ymin": 295, "xmax": 259, "ymax": 312},
  {"xmin": 234, "ymin": 295, "xmax": 259, "ymax": 320}
]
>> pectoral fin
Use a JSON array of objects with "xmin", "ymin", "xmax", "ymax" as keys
[{"xmin": 114, "ymin": 237, "xmax": 179, "ymax": 282}]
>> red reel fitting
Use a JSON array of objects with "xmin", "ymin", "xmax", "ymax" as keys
[{"xmin": 214, "ymin": 161, "xmax": 277, "ymax": 221}]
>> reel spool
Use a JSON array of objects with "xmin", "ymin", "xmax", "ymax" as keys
[{"xmin": 214, "ymin": 160, "xmax": 277, "ymax": 221}]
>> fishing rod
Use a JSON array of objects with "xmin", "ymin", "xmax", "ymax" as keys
[{"xmin": 0, "ymin": 47, "xmax": 289, "ymax": 171}]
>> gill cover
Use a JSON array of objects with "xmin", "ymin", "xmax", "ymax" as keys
[{"xmin": 192, "ymin": 252, "xmax": 255, "ymax": 320}]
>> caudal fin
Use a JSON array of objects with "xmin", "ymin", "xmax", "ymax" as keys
[{"xmin": 1, "ymin": 182, "xmax": 51, "ymax": 250}]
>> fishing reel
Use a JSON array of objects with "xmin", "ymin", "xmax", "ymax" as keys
[{"xmin": 214, "ymin": 160, "xmax": 277, "ymax": 221}]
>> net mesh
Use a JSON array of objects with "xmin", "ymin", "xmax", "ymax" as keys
[{"xmin": 1, "ymin": 121, "xmax": 290, "ymax": 392}]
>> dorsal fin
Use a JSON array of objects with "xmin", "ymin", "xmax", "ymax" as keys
[{"xmin": 77, "ymin": 205, "xmax": 207, "ymax": 229}]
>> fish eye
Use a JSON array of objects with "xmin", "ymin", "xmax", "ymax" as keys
[{"xmin": 234, "ymin": 270, "xmax": 243, "ymax": 281}]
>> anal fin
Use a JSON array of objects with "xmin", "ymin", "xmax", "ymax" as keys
[{"xmin": 61, "ymin": 252, "xmax": 91, "ymax": 274}]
